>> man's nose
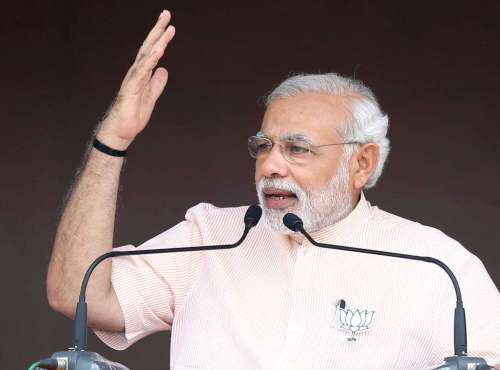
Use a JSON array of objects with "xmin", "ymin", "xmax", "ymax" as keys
[{"xmin": 258, "ymin": 146, "xmax": 289, "ymax": 178}]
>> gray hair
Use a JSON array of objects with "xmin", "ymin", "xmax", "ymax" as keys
[{"xmin": 265, "ymin": 73, "xmax": 390, "ymax": 189}]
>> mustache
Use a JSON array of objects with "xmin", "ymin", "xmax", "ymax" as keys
[{"xmin": 257, "ymin": 178, "xmax": 305, "ymax": 200}]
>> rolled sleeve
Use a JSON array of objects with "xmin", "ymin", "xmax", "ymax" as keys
[
  {"xmin": 94, "ymin": 243, "xmax": 174, "ymax": 350},
  {"xmin": 93, "ymin": 209, "xmax": 207, "ymax": 350}
]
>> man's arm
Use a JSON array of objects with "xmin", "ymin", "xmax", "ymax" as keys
[{"xmin": 46, "ymin": 10, "xmax": 176, "ymax": 333}]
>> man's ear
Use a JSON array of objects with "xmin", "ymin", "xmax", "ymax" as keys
[{"xmin": 352, "ymin": 143, "xmax": 379, "ymax": 189}]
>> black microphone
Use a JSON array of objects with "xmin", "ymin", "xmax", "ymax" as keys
[
  {"xmin": 283, "ymin": 213, "xmax": 493, "ymax": 370},
  {"xmin": 244, "ymin": 204, "xmax": 263, "ymax": 228},
  {"xmin": 31, "ymin": 205, "xmax": 262, "ymax": 370}
]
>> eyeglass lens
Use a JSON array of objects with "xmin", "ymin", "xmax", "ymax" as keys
[{"xmin": 248, "ymin": 136, "xmax": 311, "ymax": 163}]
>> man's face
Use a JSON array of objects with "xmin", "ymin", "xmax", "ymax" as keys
[{"xmin": 254, "ymin": 92, "xmax": 355, "ymax": 233}]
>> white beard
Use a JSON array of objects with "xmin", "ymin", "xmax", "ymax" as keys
[{"xmin": 256, "ymin": 157, "xmax": 353, "ymax": 234}]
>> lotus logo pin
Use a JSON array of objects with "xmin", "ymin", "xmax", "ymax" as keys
[{"xmin": 333, "ymin": 299, "xmax": 375, "ymax": 341}]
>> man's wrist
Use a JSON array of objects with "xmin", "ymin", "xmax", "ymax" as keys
[
  {"xmin": 92, "ymin": 138, "xmax": 127, "ymax": 157},
  {"xmin": 94, "ymin": 129, "xmax": 133, "ymax": 151}
]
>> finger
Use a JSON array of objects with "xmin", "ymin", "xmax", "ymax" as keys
[
  {"xmin": 121, "ymin": 24, "xmax": 174, "ymax": 96},
  {"xmin": 121, "ymin": 26, "xmax": 174, "ymax": 95},
  {"xmin": 140, "ymin": 25, "xmax": 176, "ymax": 73},
  {"xmin": 136, "ymin": 10, "xmax": 172, "ymax": 62}
]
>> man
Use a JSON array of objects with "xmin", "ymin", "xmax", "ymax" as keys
[{"xmin": 47, "ymin": 9, "xmax": 499, "ymax": 369}]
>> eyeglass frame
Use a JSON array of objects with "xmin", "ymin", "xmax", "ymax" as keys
[{"xmin": 248, "ymin": 131, "xmax": 361, "ymax": 164}]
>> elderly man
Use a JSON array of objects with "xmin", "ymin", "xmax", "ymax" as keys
[{"xmin": 47, "ymin": 10, "xmax": 499, "ymax": 369}]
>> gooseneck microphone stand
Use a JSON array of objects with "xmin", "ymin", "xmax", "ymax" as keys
[
  {"xmin": 282, "ymin": 212, "xmax": 493, "ymax": 370},
  {"xmin": 30, "ymin": 205, "xmax": 262, "ymax": 370}
]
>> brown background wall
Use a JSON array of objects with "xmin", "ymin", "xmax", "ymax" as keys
[{"xmin": 1, "ymin": 1, "xmax": 499, "ymax": 368}]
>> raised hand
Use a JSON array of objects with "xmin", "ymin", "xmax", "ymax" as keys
[{"xmin": 97, "ymin": 10, "xmax": 176, "ymax": 150}]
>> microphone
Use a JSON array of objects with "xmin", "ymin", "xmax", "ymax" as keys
[
  {"xmin": 283, "ymin": 213, "xmax": 493, "ymax": 370},
  {"xmin": 31, "ymin": 205, "xmax": 262, "ymax": 370},
  {"xmin": 244, "ymin": 204, "xmax": 263, "ymax": 228}
]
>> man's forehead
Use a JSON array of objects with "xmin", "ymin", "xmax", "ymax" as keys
[
  {"xmin": 258, "ymin": 121, "xmax": 340, "ymax": 143},
  {"xmin": 259, "ymin": 93, "xmax": 348, "ymax": 141}
]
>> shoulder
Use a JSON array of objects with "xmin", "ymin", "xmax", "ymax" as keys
[
  {"xmin": 185, "ymin": 202, "xmax": 249, "ymax": 224},
  {"xmin": 184, "ymin": 203, "xmax": 251, "ymax": 243},
  {"xmin": 367, "ymin": 203, "xmax": 477, "ymax": 264},
  {"xmin": 366, "ymin": 203, "xmax": 497, "ymax": 292}
]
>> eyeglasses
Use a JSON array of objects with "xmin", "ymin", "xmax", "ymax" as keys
[{"xmin": 248, "ymin": 135, "xmax": 360, "ymax": 165}]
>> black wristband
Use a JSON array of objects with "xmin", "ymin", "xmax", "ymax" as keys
[{"xmin": 92, "ymin": 138, "xmax": 127, "ymax": 157}]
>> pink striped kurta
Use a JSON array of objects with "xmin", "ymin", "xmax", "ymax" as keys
[{"xmin": 95, "ymin": 193, "xmax": 500, "ymax": 369}]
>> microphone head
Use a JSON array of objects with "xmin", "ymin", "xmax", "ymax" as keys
[
  {"xmin": 244, "ymin": 205, "xmax": 262, "ymax": 228},
  {"xmin": 283, "ymin": 213, "xmax": 303, "ymax": 232}
]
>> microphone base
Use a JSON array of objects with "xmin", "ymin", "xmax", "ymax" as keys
[
  {"xmin": 50, "ymin": 350, "xmax": 129, "ymax": 370},
  {"xmin": 430, "ymin": 355, "xmax": 492, "ymax": 370}
]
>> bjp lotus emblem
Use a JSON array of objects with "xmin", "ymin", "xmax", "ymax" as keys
[{"xmin": 334, "ymin": 300, "xmax": 375, "ymax": 341}]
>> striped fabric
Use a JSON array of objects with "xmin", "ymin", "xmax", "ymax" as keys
[{"xmin": 95, "ymin": 193, "xmax": 500, "ymax": 369}]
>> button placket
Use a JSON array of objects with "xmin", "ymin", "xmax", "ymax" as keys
[
  {"xmin": 274, "ymin": 245, "xmax": 312, "ymax": 370},
  {"xmin": 272, "ymin": 243, "xmax": 318, "ymax": 370},
  {"xmin": 288, "ymin": 245, "xmax": 313, "ymax": 333}
]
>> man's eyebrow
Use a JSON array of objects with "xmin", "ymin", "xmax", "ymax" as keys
[
  {"xmin": 282, "ymin": 133, "xmax": 312, "ymax": 144},
  {"xmin": 256, "ymin": 131, "xmax": 313, "ymax": 144}
]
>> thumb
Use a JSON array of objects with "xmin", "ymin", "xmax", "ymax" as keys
[{"xmin": 147, "ymin": 67, "xmax": 169, "ymax": 105}]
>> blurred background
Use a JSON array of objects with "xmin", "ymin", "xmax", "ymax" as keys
[{"xmin": 1, "ymin": 0, "xmax": 499, "ymax": 368}]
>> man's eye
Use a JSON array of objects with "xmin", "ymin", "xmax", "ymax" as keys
[
  {"xmin": 256, "ymin": 142, "xmax": 271, "ymax": 151},
  {"xmin": 289, "ymin": 145, "xmax": 309, "ymax": 155}
]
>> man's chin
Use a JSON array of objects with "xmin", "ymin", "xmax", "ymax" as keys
[
  {"xmin": 262, "ymin": 218, "xmax": 295, "ymax": 234},
  {"xmin": 262, "ymin": 207, "xmax": 296, "ymax": 234}
]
